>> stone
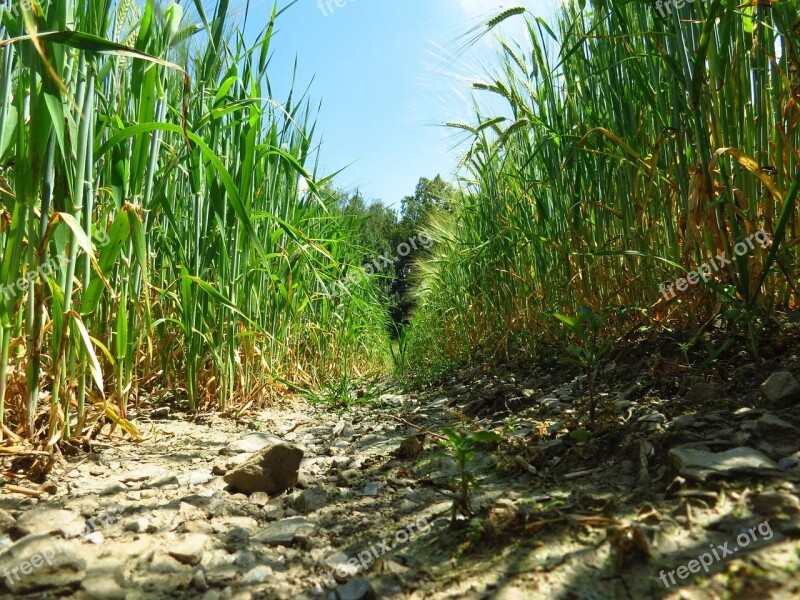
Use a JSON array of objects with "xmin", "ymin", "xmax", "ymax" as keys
[
  {"xmin": 189, "ymin": 470, "xmax": 215, "ymax": 486},
  {"xmin": 150, "ymin": 474, "xmax": 181, "ymax": 489},
  {"xmin": 362, "ymin": 482, "xmax": 382, "ymax": 497},
  {"xmin": 779, "ymin": 453, "xmax": 800, "ymax": 471},
  {"xmin": 81, "ymin": 574, "xmax": 127, "ymax": 600},
  {"xmin": 757, "ymin": 413, "xmax": 798, "ymax": 436},
  {"xmin": 294, "ymin": 487, "xmax": 329, "ymax": 513},
  {"xmin": 0, "ymin": 535, "xmax": 86, "ymax": 593},
  {"xmin": 262, "ymin": 505, "xmax": 285, "ymax": 521},
  {"xmin": 223, "ymin": 432, "xmax": 287, "ymax": 456},
  {"xmin": 761, "ymin": 371, "xmax": 800, "ymax": 404},
  {"xmin": 397, "ymin": 435, "xmax": 424, "ymax": 459},
  {"xmin": 124, "ymin": 517, "xmax": 151, "ymax": 534},
  {"xmin": 84, "ymin": 531, "xmax": 105, "ymax": 544},
  {"xmin": 241, "ymin": 564, "xmax": 274, "ymax": 585},
  {"xmin": 493, "ymin": 588, "xmax": 531, "ymax": 600},
  {"xmin": 668, "ymin": 413, "xmax": 697, "ymax": 430},
  {"xmin": 752, "ymin": 491, "xmax": 800, "ymax": 517},
  {"xmin": 254, "ymin": 516, "xmax": 314, "ymax": 546},
  {"xmin": 379, "ymin": 393, "xmax": 405, "ymax": 407},
  {"xmin": 147, "ymin": 552, "xmax": 187, "ymax": 575},
  {"xmin": 192, "ymin": 568, "xmax": 209, "ymax": 592},
  {"xmin": 323, "ymin": 551, "xmax": 359, "ymax": 581},
  {"xmin": 223, "ymin": 442, "xmax": 303, "ymax": 495},
  {"xmin": 168, "ymin": 533, "xmax": 209, "ymax": 565},
  {"xmin": 331, "ymin": 456, "xmax": 352, "ymax": 469},
  {"xmin": 0, "ymin": 509, "xmax": 16, "ymax": 534},
  {"xmin": 151, "ymin": 407, "xmax": 171, "ymax": 420},
  {"xmin": 335, "ymin": 578, "xmax": 377, "ymax": 600},
  {"xmin": 338, "ymin": 469, "xmax": 361, "ymax": 486},
  {"xmin": 684, "ymin": 382, "xmax": 724, "ymax": 404},
  {"xmin": 668, "ymin": 446, "xmax": 780, "ymax": 482},
  {"xmin": 100, "ymin": 483, "xmax": 126, "ymax": 497},
  {"xmin": 15, "ymin": 508, "xmax": 86, "ymax": 538},
  {"xmin": 223, "ymin": 528, "xmax": 250, "ymax": 552},
  {"xmin": 246, "ymin": 492, "xmax": 269, "ymax": 508}
]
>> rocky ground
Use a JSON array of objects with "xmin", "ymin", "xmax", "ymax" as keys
[{"xmin": 1, "ymin": 339, "xmax": 800, "ymax": 600}]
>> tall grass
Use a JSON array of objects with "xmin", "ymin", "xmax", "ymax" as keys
[
  {"xmin": 0, "ymin": 0, "xmax": 389, "ymax": 450},
  {"xmin": 404, "ymin": 0, "xmax": 799, "ymax": 379}
]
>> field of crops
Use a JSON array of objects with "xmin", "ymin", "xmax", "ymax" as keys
[
  {"xmin": 1, "ymin": 0, "xmax": 798, "ymax": 456},
  {"xmin": 403, "ymin": 0, "xmax": 800, "ymax": 380},
  {"xmin": 0, "ymin": 0, "xmax": 389, "ymax": 452}
]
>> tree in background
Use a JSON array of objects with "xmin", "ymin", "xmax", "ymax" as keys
[
  {"xmin": 333, "ymin": 175, "xmax": 457, "ymax": 334},
  {"xmin": 400, "ymin": 175, "xmax": 456, "ymax": 231},
  {"xmin": 392, "ymin": 176, "xmax": 456, "ymax": 327},
  {"xmin": 336, "ymin": 191, "xmax": 399, "ymax": 261}
]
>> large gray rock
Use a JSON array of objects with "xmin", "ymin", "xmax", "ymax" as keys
[
  {"xmin": 669, "ymin": 446, "xmax": 780, "ymax": 482},
  {"xmin": 15, "ymin": 508, "xmax": 86, "ymax": 538},
  {"xmin": 761, "ymin": 371, "xmax": 800, "ymax": 404},
  {"xmin": 223, "ymin": 442, "xmax": 303, "ymax": 495},
  {"xmin": 222, "ymin": 433, "xmax": 285, "ymax": 456},
  {"xmin": 0, "ymin": 534, "xmax": 86, "ymax": 593}
]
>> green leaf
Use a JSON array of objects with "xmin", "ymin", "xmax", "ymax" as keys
[
  {"xmin": 71, "ymin": 311, "xmax": 104, "ymax": 397},
  {"xmin": 569, "ymin": 428, "xmax": 593, "ymax": 443},
  {"xmin": 0, "ymin": 30, "xmax": 186, "ymax": 73},
  {"xmin": 469, "ymin": 431, "xmax": 503, "ymax": 443},
  {"xmin": 554, "ymin": 313, "xmax": 577, "ymax": 329}
]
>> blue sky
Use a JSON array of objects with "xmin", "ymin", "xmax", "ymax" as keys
[{"xmin": 240, "ymin": 0, "xmax": 558, "ymax": 209}]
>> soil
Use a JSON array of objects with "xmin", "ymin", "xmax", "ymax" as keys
[{"xmin": 1, "ymin": 333, "xmax": 799, "ymax": 600}]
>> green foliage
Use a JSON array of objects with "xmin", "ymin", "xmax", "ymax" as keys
[
  {"xmin": 555, "ymin": 307, "xmax": 612, "ymax": 430},
  {"xmin": 330, "ymin": 175, "xmax": 455, "ymax": 336},
  {"xmin": 0, "ymin": 0, "xmax": 390, "ymax": 445},
  {"xmin": 399, "ymin": 175, "xmax": 456, "ymax": 230},
  {"xmin": 403, "ymin": 1, "xmax": 799, "ymax": 384},
  {"xmin": 554, "ymin": 307, "xmax": 613, "ymax": 372},
  {"xmin": 438, "ymin": 427, "xmax": 503, "ymax": 527}
]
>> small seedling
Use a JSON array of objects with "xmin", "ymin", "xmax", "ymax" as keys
[
  {"xmin": 553, "ymin": 306, "xmax": 613, "ymax": 430},
  {"xmin": 504, "ymin": 413, "xmax": 520, "ymax": 433},
  {"xmin": 438, "ymin": 428, "xmax": 503, "ymax": 528},
  {"xmin": 677, "ymin": 341, "xmax": 691, "ymax": 366}
]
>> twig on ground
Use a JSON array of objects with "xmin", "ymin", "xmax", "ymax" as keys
[{"xmin": 380, "ymin": 413, "xmax": 447, "ymax": 441}]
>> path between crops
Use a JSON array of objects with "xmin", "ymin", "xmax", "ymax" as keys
[{"xmin": 1, "ymin": 360, "xmax": 800, "ymax": 599}]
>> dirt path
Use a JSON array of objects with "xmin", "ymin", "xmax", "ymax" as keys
[{"xmin": 1, "ymin": 363, "xmax": 800, "ymax": 600}]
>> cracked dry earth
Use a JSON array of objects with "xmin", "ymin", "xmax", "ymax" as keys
[{"xmin": 1, "ymin": 363, "xmax": 800, "ymax": 600}]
